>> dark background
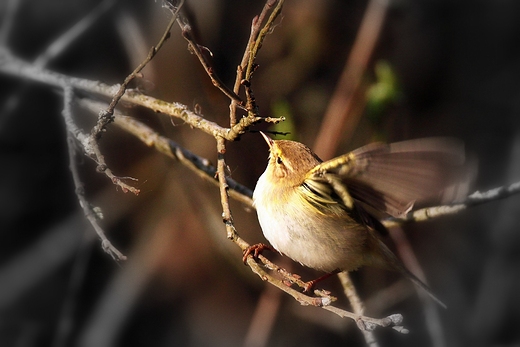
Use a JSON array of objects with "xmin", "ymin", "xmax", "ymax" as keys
[{"xmin": 1, "ymin": 0, "xmax": 520, "ymax": 346}]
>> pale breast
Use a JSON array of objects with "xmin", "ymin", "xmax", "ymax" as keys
[{"xmin": 254, "ymin": 173, "xmax": 369, "ymax": 272}]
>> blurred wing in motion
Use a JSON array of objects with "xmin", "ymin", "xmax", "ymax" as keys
[{"xmin": 309, "ymin": 138, "xmax": 472, "ymax": 218}]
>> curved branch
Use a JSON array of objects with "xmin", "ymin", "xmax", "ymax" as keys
[{"xmin": 62, "ymin": 87, "xmax": 127, "ymax": 261}]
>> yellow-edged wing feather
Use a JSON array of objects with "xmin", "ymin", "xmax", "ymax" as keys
[{"xmin": 307, "ymin": 138, "xmax": 469, "ymax": 218}]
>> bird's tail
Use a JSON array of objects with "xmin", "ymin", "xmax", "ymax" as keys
[{"xmin": 376, "ymin": 238, "xmax": 447, "ymax": 309}]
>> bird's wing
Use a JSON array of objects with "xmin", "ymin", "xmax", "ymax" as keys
[{"xmin": 307, "ymin": 138, "xmax": 469, "ymax": 218}]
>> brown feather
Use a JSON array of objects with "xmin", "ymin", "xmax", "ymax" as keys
[{"xmin": 311, "ymin": 138, "xmax": 470, "ymax": 217}]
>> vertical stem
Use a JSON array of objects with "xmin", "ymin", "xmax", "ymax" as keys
[
  {"xmin": 216, "ymin": 137, "xmax": 238, "ymax": 241},
  {"xmin": 338, "ymin": 271, "xmax": 379, "ymax": 347}
]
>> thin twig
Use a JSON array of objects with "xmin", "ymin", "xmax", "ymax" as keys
[
  {"xmin": 60, "ymin": 89, "xmax": 140, "ymax": 195},
  {"xmin": 62, "ymin": 86, "xmax": 126, "ymax": 261},
  {"xmin": 0, "ymin": 53, "xmax": 285, "ymax": 141},
  {"xmin": 339, "ymin": 272, "xmax": 384, "ymax": 345},
  {"xmin": 216, "ymin": 136, "xmax": 237, "ymax": 240},
  {"xmin": 90, "ymin": 0, "xmax": 184, "ymax": 141},
  {"xmin": 383, "ymin": 181, "xmax": 520, "ymax": 228},
  {"xmin": 77, "ymin": 97, "xmax": 254, "ymax": 206},
  {"xmin": 35, "ymin": 0, "xmax": 115, "ymax": 68},
  {"xmin": 176, "ymin": 12, "xmax": 243, "ymax": 106},
  {"xmin": 0, "ymin": 0, "xmax": 21, "ymax": 46},
  {"xmin": 0, "ymin": 0, "xmax": 114, "ymax": 130},
  {"xmin": 244, "ymin": 0, "xmax": 284, "ymax": 84},
  {"xmin": 243, "ymin": 0, "xmax": 284, "ymax": 115},
  {"xmin": 229, "ymin": 0, "xmax": 279, "ymax": 126},
  {"xmin": 52, "ymin": 229, "xmax": 95, "ymax": 347},
  {"xmin": 245, "ymin": 255, "xmax": 405, "ymax": 331}
]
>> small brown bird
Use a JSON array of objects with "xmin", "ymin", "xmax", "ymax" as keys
[{"xmin": 248, "ymin": 133, "xmax": 470, "ymax": 307}]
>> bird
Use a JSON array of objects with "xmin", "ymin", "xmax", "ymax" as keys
[{"xmin": 245, "ymin": 132, "xmax": 470, "ymax": 307}]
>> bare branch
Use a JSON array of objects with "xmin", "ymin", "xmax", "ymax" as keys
[
  {"xmin": 91, "ymin": 0, "xmax": 184, "ymax": 142},
  {"xmin": 77, "ymin": 98, "xmax": 254, "ymax": 206},
  {"xmin": 0, "ymin": 53, "xmax": 284, "ymax": 141},
  {"xmin": 62, "ymin": 86, "xmax": 126, "ymax": 261},
  {"xmin": 229, "ymin": 0, "xmax": 280, "ymax": 126},
  {"xmin": 5, "ymin": 48, "xmax": 520, "ymax": 335},
  {"xmin": 245, "ymin": 255, "xmax": 406, "ymax": 331},
  {"xmin": 243, "ymin": 0, "xmax": 284, "ymax": 116},
  {"xmin": 58, "ymin": 87, "xmax": 140, "ymax": 195},
  {"xmin": 339, "ymin": 272, "xmax": 384, "ymax": 345},
  {"xmin": 0, "ymin": 0, "xmax": 113, "ymax": 129},
  {"xmin": 383, "ymin": 181, "xmax": 520, "ymax": 228},
  {"xmin": 243, "ymin": 0, "xmax": 284, "ymax": 84},
  {"xmin": 0, "ymin": 0, "xmax": 21, "ymax": 47},
  {"xmin": 176, "ymin": 12, "xmax": 243, "ymax": 106},
  {"xmin": 34, "ymin": 0, "xmax": 115, "ymax": 68}
]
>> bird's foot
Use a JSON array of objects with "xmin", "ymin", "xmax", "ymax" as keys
[
  {"xmin": 303, "ymin": 270, "xmax": 340, "ymax": 293},
  {"xmin": 242, "ymin": 243, "xmax": 274, "ymax": 264}
]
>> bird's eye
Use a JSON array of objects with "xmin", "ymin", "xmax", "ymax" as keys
[{"xmin": 276, "ymin": 156, "xmax": 283, "ymax": 165}]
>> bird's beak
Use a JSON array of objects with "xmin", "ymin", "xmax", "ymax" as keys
[{"xmin": 259, "ymin": 131, "xmax": 274, "ymax": 149}]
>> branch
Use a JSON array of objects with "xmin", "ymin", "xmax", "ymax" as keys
[
  {"xmin": 175, "ymin": 2, "xmax": 288, "ymax": 134},
  {"xmin": 77, "ymin": 98, "xmax": 254, "ymax": 207},
  {"xmin": 340, "ymin": 272, "xmax": 386, "ymax": 346},
  {"xmin": 229, "ymin": 0, "xmax": 280, "ymax": 126},
  {"xmin": 58, "ymin": 88, "xmax": 140, "ymax": 195},
  {"xmin": 244, "ymin": 0, "xmax": 284, "ymax": 115},
  {"xmin": 0, "ymin": 0, "xmax": 20, "ymax": 46},
  {"xmin": 91, "ymin": 0, "xmax": 184, "ymax": 141},
  {"xmin": 244, "ymin": 247, "xmax": 406, "ymax": 332},
  {"xmin": 6, "ymin": 49, "xmax": 520, "ymax": 333},
  {"xmin": 243, "ymin": 0, "xmax": 284, "ymax": 84},
  {"xmin": 176, "ymin": 11, "xmax": 244, "ymax": 106},
  {"xmin": 211, "ymin": 115, "xmax": 404, "ymax": 331},
  {"xmin": 0, "ymin": 52, "xmax": 284, "ymax": 142},
  {"xmin": 62, "ymin": 86, "xmax": 126, "ymax": 261},
  {"xmin": 383, "ymin": 181, "xmax": 520, "ymax": 228}
]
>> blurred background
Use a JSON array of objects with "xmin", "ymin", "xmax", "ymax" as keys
[{"xmin": 1, "ymin": 0, "xmax": 520, "ymax": 346}]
